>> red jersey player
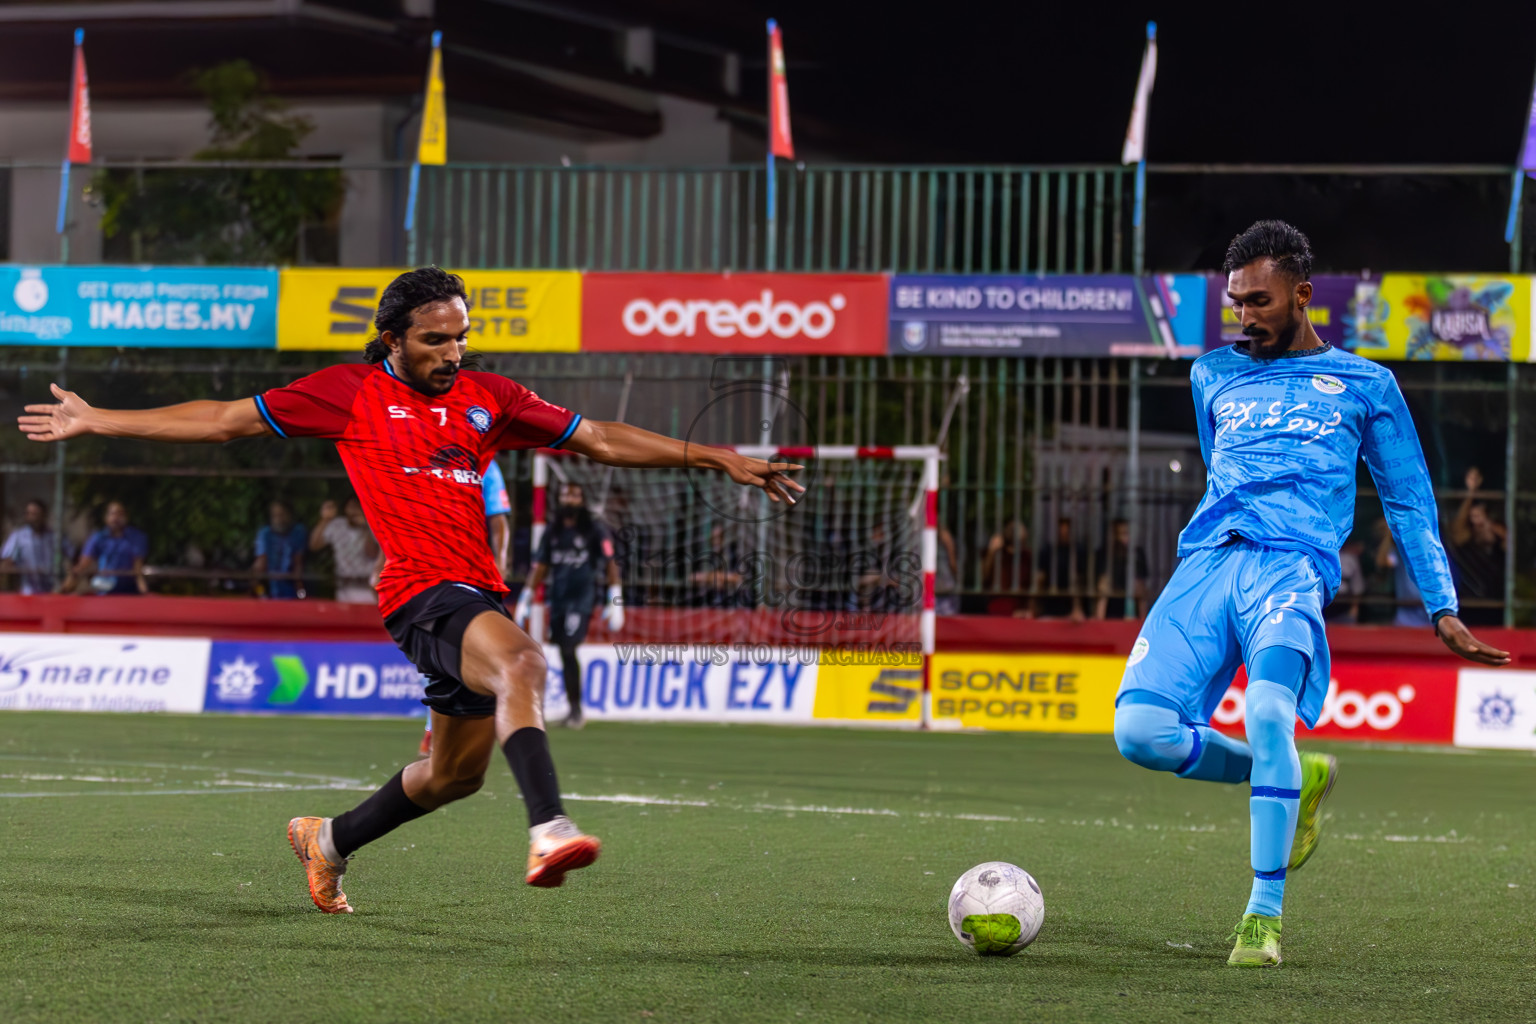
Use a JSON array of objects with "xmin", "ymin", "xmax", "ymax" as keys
[{"xmin": 18, "ymin": 267, "xmax": 803, "ymax": 914}]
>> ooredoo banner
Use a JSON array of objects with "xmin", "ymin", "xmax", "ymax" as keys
[
  {"xmin": 205, "ymin": 640, "xmax": 428, "ymax": 717},
  {"xmin": 1212, "ymin": 663, "xmax": 1457, "ymax": 744},
  {"xmin": 581, "ymin": 273, "xmax": 888, "ymax": 355},
  {"xmin": 278, "ymin": 268, "xmax": 580, "ymax": 352},
  {"xmin": 1453, "ymin": 669, "xmax": 1536, "ymax": 750},
  {"xmin": 0, "ymin": 265, "xmax": 277, "ymax": 347},
  {"xmin": 0, "ymin": 632, "xmax": 209, "ymax": 713}
]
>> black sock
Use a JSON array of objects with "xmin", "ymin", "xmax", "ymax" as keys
[
  {"xmin": 330, "ymin": 769, "xmax": 431, "ymax": 859},
  {"xmin": 503, "ymin": 727, "xmax": 565, "ymax": 827},
  {"xmin": 560, "ymin": 644, "xmax": 583, "ymax": 714}
]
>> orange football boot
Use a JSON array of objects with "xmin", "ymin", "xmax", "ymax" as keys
[
  {"xmin": 526, "ymin": 816, "xmax": 601, "ymax": 888},
  {"xmin": 287, "ymin": 816, "xmax": 354, "ymax": 914}
]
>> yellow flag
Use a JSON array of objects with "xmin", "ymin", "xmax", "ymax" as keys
[{"xmin": 416, "ymin": 39, "xmax": 446, "ymax": 165}]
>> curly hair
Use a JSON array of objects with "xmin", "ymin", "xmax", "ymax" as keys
[
  {"xmin": 362, "ymin": 266, "xmax": 469, "ymax": 364},
  {"xmin": 1222, "ymin": 220, "xmax": 1313, "ymax": 282}
]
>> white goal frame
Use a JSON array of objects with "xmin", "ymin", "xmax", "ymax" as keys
[{"xmin": 531, "ymin": 444, "xmax": 944, "ymax": 727}]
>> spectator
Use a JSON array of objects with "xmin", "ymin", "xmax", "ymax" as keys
[
  {"xmin": 252, "ymin": 500, "xmax": 307, "ymax": 599},
  {"xmin": 60, "ymin": 501, "xmax": 148, "ymax": 595},
  {"xmin": 934, "ymin": 521, "xmax": 960, "ymax": 616},
  {"xmin": 1374, "ymin": 530, "xmax": 1429, "ymax": 628},
  {"xmin": 1035, "ymin": 516, "xmax": 1087, "ymax": 621},
  {"xmin": 309, "ymin": 497, "xmax": 379, "ymax": 603},
  {"xmin": 1, "ymin": 499, "xmax": 62, "ymax": 594},
  {"xmin": 1094, "ymin": 518, "xmax": 1149, "ymax": 620},
  {"xmin": 1448, "ymin": 467, "xmax": 1506, "ymax": 627},
  {"xmin": 1326, "ymin": 537, "xmax": 1366, "ymax": 623},
  {"xmin": 691, "ymin": 523, "xmax": 745, "ymax": 608},
  {"xmin": 983, "ymin": 519, "xmax": 1031, "ymax": 616},
  {"xmin": 1358, "ymin": 517, "xmax": 1397, "ymax": 624}
]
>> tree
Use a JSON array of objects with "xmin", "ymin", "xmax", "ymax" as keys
[{"xmin": 96, "ymin": 60, "xmax": 344, "ymax": 265}]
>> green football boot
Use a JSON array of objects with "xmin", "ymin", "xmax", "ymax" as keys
[
  {"xmin": 1227, "ymin": 913, "xmax": 1282, "ymax": 967},
  {"xmin": 1288, "ymin": 752, "xmax": 1338, "ymax": 871}
]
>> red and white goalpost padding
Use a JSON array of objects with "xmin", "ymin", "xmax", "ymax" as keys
[{"xmin": 532, "ymin": 444, "xmax": 943, "ymax": 727}]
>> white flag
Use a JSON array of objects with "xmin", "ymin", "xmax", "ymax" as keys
[{"xmin": 1121, "ymin": 23, "xmax": 1157, "ymax": 165}]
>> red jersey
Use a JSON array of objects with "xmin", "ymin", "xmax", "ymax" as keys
[{"xmin": 255, "ymin": 362, "xmax": 580, "ymax": 616}]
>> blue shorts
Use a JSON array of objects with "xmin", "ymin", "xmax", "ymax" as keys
[{"xmin": 1117, "ymin": 540, "xmax": 1331, "ymax": 729}]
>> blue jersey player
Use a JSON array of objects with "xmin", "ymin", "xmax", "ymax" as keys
[{"xmin": 1113, "ymin": 221, "xmax": 1509, "ymax": 967}]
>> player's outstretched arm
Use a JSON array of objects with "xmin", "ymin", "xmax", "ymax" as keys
[
  {"xmin": 563, "ymin": 419, "xmax": 804, "ymax": 505},
  {"xmin": 17, "ymin": 383, "xmax": 269, "ymax": 444},
  {"xmin": 1435, "ymin": 615, "xmax": 1511, "ymax": 666}
]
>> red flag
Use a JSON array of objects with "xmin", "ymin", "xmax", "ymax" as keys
[
  {"xmin": 66, "ymin": 30, "xmax": 91, "ymax": 164},
  {"xmin": 768, "ymin": 21, "xmax": 794, "ymax": 159}
]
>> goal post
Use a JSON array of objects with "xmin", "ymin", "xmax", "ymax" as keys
[{"xmin": 530, "ymin": 445, "xmax": 943, "ymax": 728}]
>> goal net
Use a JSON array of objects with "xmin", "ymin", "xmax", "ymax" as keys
[{"xmin": 531, "ymin": 445, "xmax": 940, "ymax": 659}]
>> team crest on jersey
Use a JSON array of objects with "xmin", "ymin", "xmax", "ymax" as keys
[
  {"xmin": 465, "ymin": 405, "xmax": 493, "ymax": 434},
  {"xmin": 1311, "ymin": 374, "xmax": 1346, "ymax": 395},
  {"xmin": 1127, "ymin": 636, "xmax": 1150, "ymax": 667}
]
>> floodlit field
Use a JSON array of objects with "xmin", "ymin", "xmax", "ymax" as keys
[{"xmin": 3, "ymin": 713, "xmax": 1533, "ymax": 1023}]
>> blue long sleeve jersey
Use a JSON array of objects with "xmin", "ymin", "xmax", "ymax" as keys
[{"xmin": 1179, "ymin": 342, "xmax": 1457, "ymax": 619}]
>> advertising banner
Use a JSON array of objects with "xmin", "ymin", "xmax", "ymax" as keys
[
  {"xmin": 542, "ymin": 643, "xmax": 818, "ymax": 724},
  {"xmin": 0, "ymin": 265, "xmax": 277, "ymax": 347},
  {"xmin": 811, "ymin": 653, "xmax": 926, "ymax": 726},
  {"xmin": 278, "ymin": 268, "xmax": 580, "ymax": 352},
  {"xmin": 925, "ymin": 652, "xmax": 1122, "ymax": 732},
  {"xmin": 581, "ymin": 273, "xmax": 887, "ymax": 355},
  {"xmin": 1349, "ymin": 275, "xmax": 1530, "ymax": 361},
  {"xmin": 1453, "ymin": 669, "xmax": 1536, "ymax": 750},
  {"xmin": 0, "ymin": 633, "xmax": 209, "ymax": 713},
  {"xmin": 890, "ymin": 274, "xmax": 1204, "ymax": 358},
  {"xmin": 205, "ymin": 640, "xmax": 428, "ymax": 717},
  {"xmin": 1206, "ymin": 273, "xmax": 1365, "ymax": 352},
  {"xmin": 1212, "ymin": 663, "xmax": 1457, "ymax": 744}
]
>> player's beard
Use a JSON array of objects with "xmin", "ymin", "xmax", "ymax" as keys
[
  {"xmin": 559, "ymin": 505, "xmax": 593, "ymax": 532},
  {"xmin": 1244, "ymin": 304, "xmax": 1303, "ymax": 359}
]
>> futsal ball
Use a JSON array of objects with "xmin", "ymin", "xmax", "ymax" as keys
[{"xmin": 947, "ymin": 861, "xmax": 1044, "ymax": 956}]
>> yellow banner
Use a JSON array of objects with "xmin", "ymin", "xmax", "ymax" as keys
[
  {"xmin": 1356, "ymin": 275, "xmax": 1530, "ymax": 361},
  {"xmin": 416, "ymin": 44, "xmax": 447, "ymax": 165},
  {"xmin": 928, "ymin": 653, "xmax": 1122, "ymax": 733},
  {"xmin": 277, "ymin": 269, "xmax": 580, "ymax": 352},
  {"xmin": 812, "ymin": 652, "xmax": 925, "ymax": 724}
]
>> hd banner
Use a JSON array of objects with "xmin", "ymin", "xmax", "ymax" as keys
[
  {"xmin": 582, "ymin": 273, "xmax": 888, "ymax": 355},
  {"xmin": 890, "ymin": 274, "xmax": 1205, "ymax": 357},
  {"xmin": 278, "ymin": 268, "xmax": 580, "ymax": 352},
  {"xmin": 0, "ymin": 265, "xmax": 277, "ymax": 347},
  {"xmin": 205, "ymin": 640, "xmax": 429, "ymax": 717}
]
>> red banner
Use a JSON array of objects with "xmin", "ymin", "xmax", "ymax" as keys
[
  {"xmin": 1213, "ymin": 662, "xmax": 1457, "ymax": 745},
  {"xmin": 581, "ymin": 273, "xmax": 888, "ymax": 355},
  {"xmin": 768, "ymin": 21, "xmax": 794, "ymax": 159},
  {"xmin": 66, "ymin": 36, "xmax": 92, "ymax": 164}
]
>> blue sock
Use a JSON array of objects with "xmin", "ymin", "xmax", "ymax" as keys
[
  {"xmin": 1113, "ymin": 696, "xmax": 1251, "ymax": 784},
  {"xmin": 1244, "ymin": 677, "xmax": 1302, "ymax": 917}
]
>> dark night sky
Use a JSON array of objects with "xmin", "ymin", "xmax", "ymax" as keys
[{"xmin": 720, "ymin": 0, "xmax": 1536, "ymax": 164}]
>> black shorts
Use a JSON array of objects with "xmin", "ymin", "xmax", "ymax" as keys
[
  {"xmin": 548, "ymin": 598, "xmax": 596, "ymax": 646},
  {"xmin": 385, "ymin": 582, "xmax": 510, "ymax": 717}
]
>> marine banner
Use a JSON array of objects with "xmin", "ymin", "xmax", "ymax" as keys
[
  {"xmin": 277, "ymin": 268, "xmax": 580, "ymax": 352},
  {"xmin": 1454, "ymin": 669, "xmax": 1536, "ymax": 750},
  {"xmin": 1348, "ymin": 274, "xmax": 1530, "ymax": 361},
  {"xmin": 0, "ymin": 265, "xmax": 277, "ymax": 347},
  {"xmin": 0, "ymin": 632, "xmax": 209, "ymax": 713}
]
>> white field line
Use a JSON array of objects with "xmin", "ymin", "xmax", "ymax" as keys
[{"xmin": 0, "ymin": 754, "xmax": 367, "ymax": 797}]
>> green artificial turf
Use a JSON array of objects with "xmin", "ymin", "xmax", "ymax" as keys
[{"xmin": 2, "ymin": 713, "xmax": 1533, "ymax": 1023}]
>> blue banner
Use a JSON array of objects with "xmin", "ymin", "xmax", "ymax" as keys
[
  {"xmin": 206, "ymin": 641, "xmax": 428, "ymax": 717},
  {"xmin": 0, "ymin": 265, "xmax": 277, "ymax": 347},
  {"xmin": 889, "ymin": 274, "xmax": 1204, "ymax": 357}
]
